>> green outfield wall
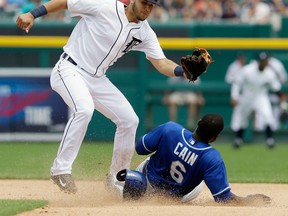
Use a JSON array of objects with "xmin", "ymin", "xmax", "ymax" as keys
[{"xmin": 1, "ymin": 21, "xmax": 288, "ymax": 140}]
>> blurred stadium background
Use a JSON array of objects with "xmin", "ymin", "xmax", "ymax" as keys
[{"xmin": 0, "ymin": 0, "xmax": 288, "ymax": 143}]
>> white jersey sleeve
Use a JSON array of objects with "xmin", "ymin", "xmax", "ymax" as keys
[
  {"xmin": 225, "ymin": 61, "xmax": 242, "ymax": 84},
  {"xmin": 269, "ymin": 57, "xmax": 288, "ymax": 84},
  {"xmin": 68, "ymin": 0, "xmax": 104, "ymax": 17},
  {"xmin": 268, "ymin": 70, "xmax": 282, "ymax": 92},
  {"xmin": 230, "ymin": 67, "xmax": 245, "ymax": 100},
  {"xmin": 132, "ymin": 22, "xmax": 166, "ymax": 60}
]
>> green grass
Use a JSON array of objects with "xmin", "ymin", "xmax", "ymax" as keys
[
  {"xmin": 0, "ymin": 199, "xmax": 48, "ymax": 216},
  {"xmin": 0, "ymin": 142, "xmax": 57, "ymax": 179},
  {"xmin": 0, "ymin": 141, "xmax": 146, "ymax": 180},
  {"xmin": 0, "ymin": 141, "xmax": 287, "ymax": 183},
  {"xmin": 0, "ymin": 141, "xmax": 287, "ymax": 215},
  {"xmin": 218, "ymin": 143, "xmax": 288, "ymax": 183}
]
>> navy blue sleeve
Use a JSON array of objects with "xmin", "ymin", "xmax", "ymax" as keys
[{"xmin": 135, "ymin": 123, "xmax": 167, "ymax": 155}]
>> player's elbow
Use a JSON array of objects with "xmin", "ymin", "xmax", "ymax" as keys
[
  {"xmin": 135, "ymin": 139, "xmax": 149, "ymax": 155},
  {"xmin": 135, "ymin": 143, "xmax": 144, "ymax": 155}
]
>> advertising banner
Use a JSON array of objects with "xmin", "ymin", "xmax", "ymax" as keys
[{"xmin": 0, "ymin": 68, "xmax": 68, "ymax": 141}]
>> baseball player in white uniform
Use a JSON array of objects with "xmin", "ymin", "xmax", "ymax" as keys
[
  {"xmin": 224, "ymin": 53, "xmax": 247, "ymax": 136},
  {"xmin": 231, "ymin": 52, "xmax": 283, "ymax": 148},
  {"xmin": 254, "ymin": 55, "xmax": 288, "ymax": 131},
  {"xmin": 224, "ymin": 53, "xmax": 246, "ymax": 85},
  {"xmin": 16, "ymin": 0, "xmax": 192, "ymax": 194}
]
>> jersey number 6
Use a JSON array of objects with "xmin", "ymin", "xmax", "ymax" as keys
[{"xmin": 170, "ymin": 160, "xmax": 186, "ymax": 183}]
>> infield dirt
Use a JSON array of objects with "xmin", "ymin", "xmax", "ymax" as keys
[{"xmin": 0, "ymin": 180, "xmax": 288, "ymax": 216}]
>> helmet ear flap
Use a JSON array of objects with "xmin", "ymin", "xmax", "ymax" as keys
[
  {"xmin": 116, "ymin": 169, "xmax": 127, "ymax": 181},
  {"xmin": 116, "ymin": 169, "xmax": 147, "ymax": 200}
]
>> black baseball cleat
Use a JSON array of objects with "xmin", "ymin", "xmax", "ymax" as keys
[
  {"xmin": 51, "ymin": 174, "xmax": 77, "ymax": 194},
  {"xmin": 266, "ymin": 138, "xmax": 276, "ymax": 149},
  {"xmin": 233, "ymin": 138, "xmax": 243, "ymax": 149}
]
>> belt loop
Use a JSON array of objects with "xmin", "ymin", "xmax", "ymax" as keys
[
  {"xmin": 62, "ymin": 53, "xmax": 77, "ymax": 66},
  {"xmin": 62, "ymin": 52, "xmax": 69, "ymax": 60}
]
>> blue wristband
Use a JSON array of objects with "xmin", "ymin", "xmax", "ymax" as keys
[
  {"xmin": 174, "ymin": 65, "xmax": 184, "ymax": 77},
  {"xmin": 30, "ymin": 5, "xmax": 47, "ymax": 19}
]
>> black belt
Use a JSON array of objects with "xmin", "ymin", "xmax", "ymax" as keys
[{"xmin": 63, "ymin": 53, "xmax": 77, "ymax": 66}]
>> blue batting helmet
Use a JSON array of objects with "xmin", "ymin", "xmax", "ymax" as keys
[{"xmin": 116, "ymin": 169, "xmax": 147, "ymax": 200}]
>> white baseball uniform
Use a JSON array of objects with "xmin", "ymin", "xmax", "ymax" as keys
[
  {"xmin": 254, "ymin": 57, "xmax": 288, "ymax": 131},
  {"xmin": 231, "ymin": 61, "xmax": 281, "ymax": 131},
  {"xmin": 224, "ymin": 57, "xmax": 246, "ymax": 131},
  {"xmin": 224, "ymin": 58, "xmax": 246, "ymax": 84},
  {"xmin": 50, "ymin": 0, "xmax": 166, "ymax": 175}
]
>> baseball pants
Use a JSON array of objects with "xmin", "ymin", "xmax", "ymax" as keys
[
  {"xmin": 50, "ymin": 55, "xmax": 139, "ymax": 176},
  {"xmin": 231, "ymin": 95, "xmax": 275, "ymax": 131}
]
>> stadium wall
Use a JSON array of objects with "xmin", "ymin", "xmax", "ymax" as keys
[{"xmin": 0, "ymin": 21, "xmax": 288, "ymax": 141}]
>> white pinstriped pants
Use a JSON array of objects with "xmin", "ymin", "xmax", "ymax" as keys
[{"xmin": 50, "ymin": 56, "xmax": 139, "ymax": 176}]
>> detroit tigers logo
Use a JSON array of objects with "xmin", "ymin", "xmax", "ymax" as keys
[{"xmin": 123, "ymin": 37, "xmax": 142, "ymax": 53}]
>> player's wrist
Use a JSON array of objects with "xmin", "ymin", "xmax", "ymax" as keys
[
  {"xmin": 174, "ymin": 65, "xmax": 184, "ymax": 77},
  {"xmin": 27, "ymin": 12, "xmax": 35, "ymax": 20},
  {"xmin": 30, "ymin": 5, "xmax": 47, "ymax": 19}
]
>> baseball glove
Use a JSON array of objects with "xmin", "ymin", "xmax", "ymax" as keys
[{"xmin": 181, "ymin": 48, "xmax": 213, "ymax": 82}]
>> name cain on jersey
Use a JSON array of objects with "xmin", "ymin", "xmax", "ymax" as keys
[{"xmin": 173, "ymin": 142, "xmax": 198, "ymax": 166}]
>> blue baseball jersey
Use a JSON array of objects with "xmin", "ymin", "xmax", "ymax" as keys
[{"xmin": 136, "ymin": 121, "xmax": 232, "ymax": 202}]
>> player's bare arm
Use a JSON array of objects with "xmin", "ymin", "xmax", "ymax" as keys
[
  {"xmin": 148, "ymin": 57, "xmax": 179, "ymax": 77},
  {"xmin": 16, "ymin": 0, "xmax": 68, "ymax": 33},
  {"xmin": 148, "ymin": 57, "xmax": 195, "ymax": 80},
  {"xmin": 230, "ymin": 98, "xmax": 238, "ymax": 107}
]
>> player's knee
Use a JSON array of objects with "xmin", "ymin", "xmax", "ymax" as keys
[
  {"xmin": 127, "ymin": 114, "xmax": 139, "ymax": 129},
  {"xmin": 118, "ymin": 113, "xmax": 139, "ymax": 130},
  {"xmin": 76, "ymin": 102, "xmax": 94, "ymax": 121},
  {"xmin": 80, "ymin": 107, "xmax": 94, "ymax": 119}
]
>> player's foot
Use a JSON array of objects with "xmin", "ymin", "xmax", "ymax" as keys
[
  {"xmin": 266, "ymin": 138, "xmax": 275, "ymax": 149},
  {"xmin": 51, "ymin": 174, "xmax": 77, "ymax": 194},
  {"xmin": 233, "ymin": 138, "xmax": 243, "ymax": 149},
  {"xmin": 105, "ymin": 173, "xmax": 124, "ymax": 198}
]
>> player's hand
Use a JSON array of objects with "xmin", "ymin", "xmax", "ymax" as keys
[
  {"xmin": 230, "ymin": 98, "xmax": 238, "ymax": 107},
  {"xmin": 16, "ymin": 13, "xmax": 35, "ymax": 33},
  {"xmin": 245, "ymin": 194, "xmax": 271, "ymax": 204}
]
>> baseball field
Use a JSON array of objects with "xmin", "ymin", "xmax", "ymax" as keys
[{"xmin": 0, "ymin": 141, "xmax": 288, "ymax": 216}]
